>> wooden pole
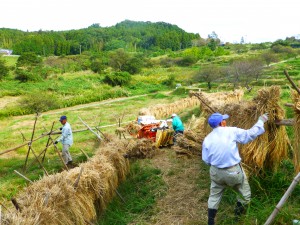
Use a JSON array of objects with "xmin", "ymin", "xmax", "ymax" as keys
[
  {"xmin": 26, "ymin": 146, "xmax": 49, "ymax": 176},
  {"xmin": 80, "ymin": 148, "xmax": 90, "ymax": 159},
  {"xmin": 42, "ymin": 122, "xmax": 56, "ymax": 163},
  {"xmin": 0, "ymin": 202, "xmax": 10, "ymax": 213},
  {"xmin": 284, "ymin": 70, "xmax": 300, "ymax": 95},
  {"xmin": 274, "ymin": 119, "xmax": 294, "ymax": 126},
  {"xmin": 14, "ymin": 170, "xmax": 33, "ymax": 184},
  {"xmin": 24, "ymin": 113, "xmax": 39, "ymax": 170},
  {"xmin": 73, "ymin": 167, "xmax": 84, "ymax": 190},
  {"xmin": 78, "ymin": 116, "xmax": 102, "ymax": 141},
  {"xmin": 264, "ymin": 172, "xmax": 300, "ymax": 225},
  {"xmin": 11, "ymin": 198, "xmax": 21, "ymax": 212},
  {"xmin": 50, "ymin": 139, "xmax": 69, "ymax": 171}
]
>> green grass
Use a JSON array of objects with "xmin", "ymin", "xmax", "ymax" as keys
[{"xmin": 97, "ymin": 161, "xmax": 166, "ymax": 225}]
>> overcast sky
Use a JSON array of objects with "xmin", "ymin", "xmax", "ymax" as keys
[{"xmin": 1, "ymin": 0, "xmax": 299, "ymax": 43}]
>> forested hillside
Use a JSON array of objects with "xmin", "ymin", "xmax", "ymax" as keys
[{"xmin": 0, "ymin": 20, "xmax": 200, "ymax": 55}]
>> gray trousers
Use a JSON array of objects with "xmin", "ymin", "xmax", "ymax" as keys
[
  {"xmin": 62, "ymin": 144, "xmax": 72, "ymax": 164},
  {"xmin": 208, "ymin": 164, "xmax": 251, "ymax": 209}
]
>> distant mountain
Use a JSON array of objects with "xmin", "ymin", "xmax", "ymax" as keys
[{"xmin": 0, "ymin": 20, "xmax": 200, "ymax": 56}]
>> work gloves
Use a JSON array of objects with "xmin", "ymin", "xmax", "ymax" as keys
[
  {"xmin": 54, "ymin": 141, "xmax": 58, "ymax": 145},
  {"xmin": 258, "ymin": 113, "xmax": 269, "ymax": 123}
]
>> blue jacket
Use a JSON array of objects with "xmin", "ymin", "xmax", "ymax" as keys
[{"xmin": 172, "ymin": 116, "xmax": 184, "ymax": 132}]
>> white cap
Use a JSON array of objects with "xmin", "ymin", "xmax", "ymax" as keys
[{"xmin": 171, "ymin": 113, "xmax": 177, "ymax": 117}]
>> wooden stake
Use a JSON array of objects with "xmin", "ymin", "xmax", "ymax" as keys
[
  {"xmin": 26, "ymin": 146, "xmax": 49, "ymax": 176},
  {"xmin": 14, "ymin": 170, "xmax": 33, "ymax": 184},
  {"xmin": 43, "ymin": 192, "xmax": 50, "ymax": 206},
  {"xmin": 50, "ymin": 139, "xmax": 69, "ymax": 171},
  {"xmin": 73, "ymin": 167, "xmax": 84, "ymax": 190},
  {"xmin": 80, "ymin": 148, "xmax": 90, "ymax": 159},
  {"xmin": 11, "ymin": 198, "xmax": 21, "ymax": 212},
  {"xmin": 284, "ymin": 70, "xmax": 300, "ymax": 95},
  {"xmin": 24, "ymin": 113, "xmax": 39, "ymax": 171},
  {"xmin": 0, "ymin": 202, "xmax": 10, "ymax": 213},
  {"xmin": 78, "ymin": 116, "xmax": 102, "ymax": 141},
  {"xmin": 42, "ymin": 122, "xmax": 56, "ymax": 163},
  {"xmin": 264, "ymin": 172, "xmax": 300, "ymax": 225},
  {"xmin": 115, "ymin": 189, "xmax": 126, "ymax": 204}
]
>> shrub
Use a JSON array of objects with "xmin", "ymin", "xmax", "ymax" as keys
[
  {"xmin": 0, "ymin": 57, "xmax": 9, "ymax": 80},
  {"xmin": 103, "ymin": 71, "xmax": 132, "ymax": 86},
  {"xmin": 16, "ymin": 52, "xmax": 42, "ymax": 67},
  {"xmin": 19, "ymin": 92, "xmax": 60, "ymax": 113},
  {"xmin": 15, "ymin": 68, "xmax": 42, "ymax": 82}
]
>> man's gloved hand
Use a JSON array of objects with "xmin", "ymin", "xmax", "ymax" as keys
[
  {"xmin": 259, "ymin": 113, "xmax": 269, "ymax": 123},
  {"xmin": 54, "ymin": 141, "xmax": 58, "ymax": 145},
  {"xmin": 59, "ymin": 127, "xmax": 63, "ymax": 131}
]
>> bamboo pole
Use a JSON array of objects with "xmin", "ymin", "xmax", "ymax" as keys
[
  {"xmin": 284, "ymin": 70, "xmax": 300, "ymax": 95},
  {"xmin": 14, "ymin": 170, "xmax": 33, "ymax": 184},
  {"xmin": 42, "ymin": 122, "xmax": 56, "ymax": 163},
  {"xmin": 48, "ymin": 137, "xmax": 69, "ymax": 171},
  {"xmin": 73, "ymin": 167, "xmax": 84, "ymax": 190},
  {"xmin": 80, "ymin": 148, "xmax": 90, "ymax": 159},
  {"xmin": 25, "ymin": 146, "xmax": 49, "ymax": 176},
  {"xmin": 78, "ymin": 116, "xmax": 102, "ymax": 141},
  {"xmin": 264, "ymin": 172, "xmax": 300, "ymax": 225},
  {"xmin": 24, "ymin": 113, "xmax": 39, "ymax": 170},
  {"xmin": 0, "ymin": 121, "xmax": 133, "ymax": 156}
]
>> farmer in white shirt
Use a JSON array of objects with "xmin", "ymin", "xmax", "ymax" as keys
[
  {"xmin": 54, "ymin": 115, "xmax": 73, "ymax": 166},
  {"xmin": 202, "ymin": 112, "xmax": 268, "ymax": 225}
]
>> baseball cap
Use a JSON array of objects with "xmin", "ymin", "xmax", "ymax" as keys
[
  {"xmin": 171, "ymin": 113, "xmax": 177, "ymax": 117},
  {"xmin": 208, "ymin": 113, "xmax": 229, "ymax": 128},
  {"xmin": 59, "ymin": 115, "xmax": 67, "ymax": 121}
]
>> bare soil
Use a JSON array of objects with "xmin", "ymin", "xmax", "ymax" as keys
[{"xmin": 133, "ymin": 148, "xmax": 208, "ymax": 225}]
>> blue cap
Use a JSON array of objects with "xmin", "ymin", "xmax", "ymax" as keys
[
  {"xmin": 59, "ymin": 115, "xmax": 67, "ymax": 121},
  {"xmin": 208, "ymin": 113, "xmax": 229, "ymax": 128}
]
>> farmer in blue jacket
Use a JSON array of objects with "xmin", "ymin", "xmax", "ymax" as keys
[{"xmin": 171, "ymin": 113, "xmax": 184, "ymax": 142}]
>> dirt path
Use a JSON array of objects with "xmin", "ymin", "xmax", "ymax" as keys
[{"xmin": 141, "ymin": 149, "xmax": 208, "ymax": 225}]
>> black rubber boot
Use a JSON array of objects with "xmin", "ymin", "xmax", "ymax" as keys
[
  {"xmin": 208, "ymin": 208, "xmax": 217, "ymax": 225},
  {"xmin": 234, "ymin": 201, "xmax": 246, "ymax": 221}
]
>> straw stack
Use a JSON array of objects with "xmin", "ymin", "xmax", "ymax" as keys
[
  {"xmin": 139, "ymin": 97, "xmax": 199, "ymax": 119},
  {"xmin": 292, "ymin": 90, "xmax": 300, "ymax": 173},
  {"xmin": 124, "ymin": 138, "xmax": 158, "ymax": 159},
  {"xmin": 2, "ymin": 147, "xmax": 129, "ymax": 225}
]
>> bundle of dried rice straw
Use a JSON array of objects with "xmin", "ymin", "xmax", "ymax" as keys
[
  {"xmin": 2, "ymin": 147, "xmax": 129, "ymax": 225},
  {"xmin": 124, "ymin": 138, "xmax": 158, "ymax": 159},
  {"xmin": 292, "ymin": 90, "xmax": 300, "ymax": 173},
  {"xmin": 138, "ymin": 97, "xmax": 199, "ymax": 118}
]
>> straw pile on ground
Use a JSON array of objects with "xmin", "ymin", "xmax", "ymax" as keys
[
  {"xmin": 2, "ymin": 147, "xmax": 129, "ymax": 225},
  {"xmin": 292, "ymin": 90, "xmax": 300, "ymax": 173},
  {"xmin": 190, "ymin": 89, "xmax": 244, "ymax": 113},
  {"xmin": 173, "ymin": 116, "xmax": 207, "ymax": 157},
  {"xmin": 198, "ymin": 86, "xmax": 288, "ymax": 173},
  {"xmin": 124, "ymin": 138, "xmax": 158, "ymax": 159},
  {"xmin": 138, "ymin": 97, "xmax": 199, "ymax": 118}
]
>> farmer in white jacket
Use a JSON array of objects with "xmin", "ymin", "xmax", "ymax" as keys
[
  {"xmin": 55, "ymin": 115, "xmax": 73, "ymax": 166},
  {"xmin": 202, "ymin": 112, "xmax": 268, "ymax": 225}
]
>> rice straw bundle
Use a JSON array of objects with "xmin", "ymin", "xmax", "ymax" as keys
[
  {"xmin": 125, "ymin": 138, "xmax": 158, "ymax": 159},
  {"xmin": 143, "ymin": 97, "xmax": 199, "ymax": 119},
  {"xmin": 196, "ymin": 86, "xmax": 288, "ymax": 173},
  {"xmin": 176, "ymin": 134, "xmax": 202, "ymax": 156},
  {"xmin": 292, "ymin": 90, "xmax": 300, "ymax": 173},
  {"xmin": 125, "ymin": 122, "xmax": 142, "ymax": 137},
  {"xmin": 2, "ymin": 147, "xmax": 129, "ymax": 225}
]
